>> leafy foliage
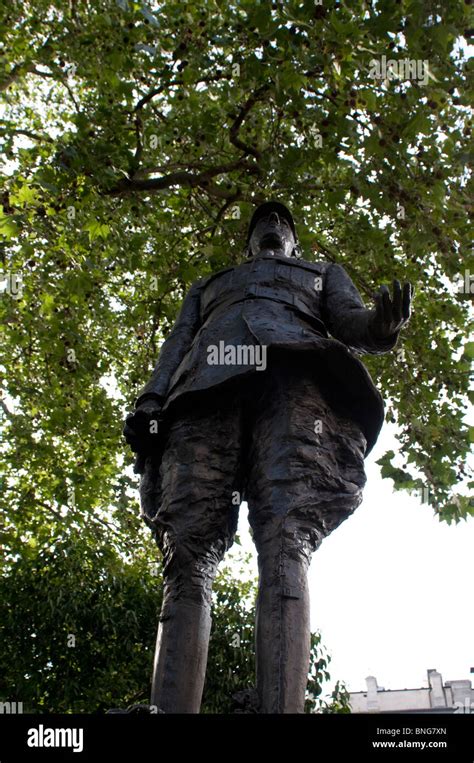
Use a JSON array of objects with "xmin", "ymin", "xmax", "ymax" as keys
[
  {"xmin": 1, "ymin": 0, "xmax": 471, "ymax": 536},
  {"xmin": 0, "ymin": 534, "xmax": 160, "ymax": 713},
  {"xmin": 0, "ymin": 540, "xmax": 347, "ymax": 713}
]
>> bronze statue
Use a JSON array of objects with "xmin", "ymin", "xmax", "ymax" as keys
[{"xmin": 123, "ymin": 201, "xmax": 412, "ymax": 713}]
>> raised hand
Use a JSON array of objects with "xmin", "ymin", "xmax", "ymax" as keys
[{"xmin": 369, "ymin": 280, "xmax": 413, "ymax": 341}]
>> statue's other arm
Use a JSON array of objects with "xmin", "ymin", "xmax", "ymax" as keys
[
  {"xmin": 123, "ymin": 279, "xmax": 203, "ymax": 467},
  {"xmin": 136, "ymin": 279, "xmax": 203, "ymax": 406},
  {"xmin": 322, "ymin": 263, "xmax": 412, "ymax": 354}
]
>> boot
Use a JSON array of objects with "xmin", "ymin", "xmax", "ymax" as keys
[
  {"xmin": 255, "ymin": 558, "xmax": 311, "ymax": 713},
  {"xmin": 150, "ymin": 600, "xmax": 212, "ymax": 713}
]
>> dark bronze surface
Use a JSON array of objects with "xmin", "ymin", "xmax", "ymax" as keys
[{"xmin": 123, "ymin": 202, "xmax": 412, "ymax": 713}]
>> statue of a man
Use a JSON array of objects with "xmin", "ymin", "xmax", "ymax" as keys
[{"xmin": 124, "ymin": 201, "xmax": 412, "ymax": 714}]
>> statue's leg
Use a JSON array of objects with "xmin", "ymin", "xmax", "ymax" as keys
[
  {"xmin": 140, "ymin": 395, "xmax": 242, "ymax": 713},
  {"xmin": 150, "ymin": 571, "xmax": 214, "ymax": 713},
  {"xmin": 253, "ymin": 523, "xmax": 315, "ymax": 714},
  {"xmin": 246, "ymin": 352, "xmax": 367, "ymax": 713}
]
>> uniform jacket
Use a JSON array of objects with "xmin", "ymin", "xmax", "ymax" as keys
[{"xmin": 136, "ymin": 253, "xmax": 399, "ymax": 456}]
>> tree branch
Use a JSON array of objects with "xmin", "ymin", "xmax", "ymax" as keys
[
  {"xmin": 0, "ymin": 38, "xmax": 53, "ymax": 92},
  {"xmin": 0, "ymin": 127, "xmax": 53, "ymax": 144},
  {"xmin": 0, "ymin": 62, "xmax": 35, "ymax": 92},
  {"xmin": 105, "ymin": 158, "xmax": 259, "ymax": 197},
  {"xmin": 133, "ymin": 72, "xmax": 230, "ymax": 112},
  {"xmin": 229, "ymin": 84, "xmax": 271, "ymax": 160},
  {"xmin": 0, "ymin": 398, "xmax": 14, "ymax": 418}
]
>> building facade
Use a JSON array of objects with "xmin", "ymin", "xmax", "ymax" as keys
[{"xmin": 349, "ymin": 669, "xmax": 474, "ymax": 714}]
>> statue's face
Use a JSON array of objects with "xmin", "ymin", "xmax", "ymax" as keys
[{"xmin": 249, "ymin": 211, "xmax": 296, "ymax": 257}]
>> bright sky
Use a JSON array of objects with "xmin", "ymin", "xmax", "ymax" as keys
[{"xmin": 232, "ymin": 421, "xmax": 474, "ymax": 697}]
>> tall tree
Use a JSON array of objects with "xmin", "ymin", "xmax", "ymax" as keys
[
  {"xmin": 1, "ymin": 1, "xmax": 471, "ymax": 541},
  {"xmin": 1, "ymin": 0, "xmax": 470, "ymax": 715}
]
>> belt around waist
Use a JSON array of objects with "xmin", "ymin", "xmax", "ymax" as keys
[{"xmin": 201, "ymin": 295, "xmax": 329, "ymax": 337}]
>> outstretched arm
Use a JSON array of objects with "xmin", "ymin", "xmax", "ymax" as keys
[{"xmin": 323, "ymin": 263, "xmax": 412, "ymax": 354}]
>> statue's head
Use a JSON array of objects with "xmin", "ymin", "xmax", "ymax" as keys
[{"xmin": 246, "ymin": 201, "xmax": 298, "ymax": 258}]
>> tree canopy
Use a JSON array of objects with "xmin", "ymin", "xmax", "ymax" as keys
[
  {"xmin": 1, "ymin": 0, "xmax": 471, "ymax": 542},
  {"xmin": 0, "ymin": 0, "xmax": 472, "ymax": 712}
]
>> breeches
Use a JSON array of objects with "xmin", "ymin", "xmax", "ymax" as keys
[{"xmin": 139, "ymin": 351, "xmax": 367, "ymax": 615}]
